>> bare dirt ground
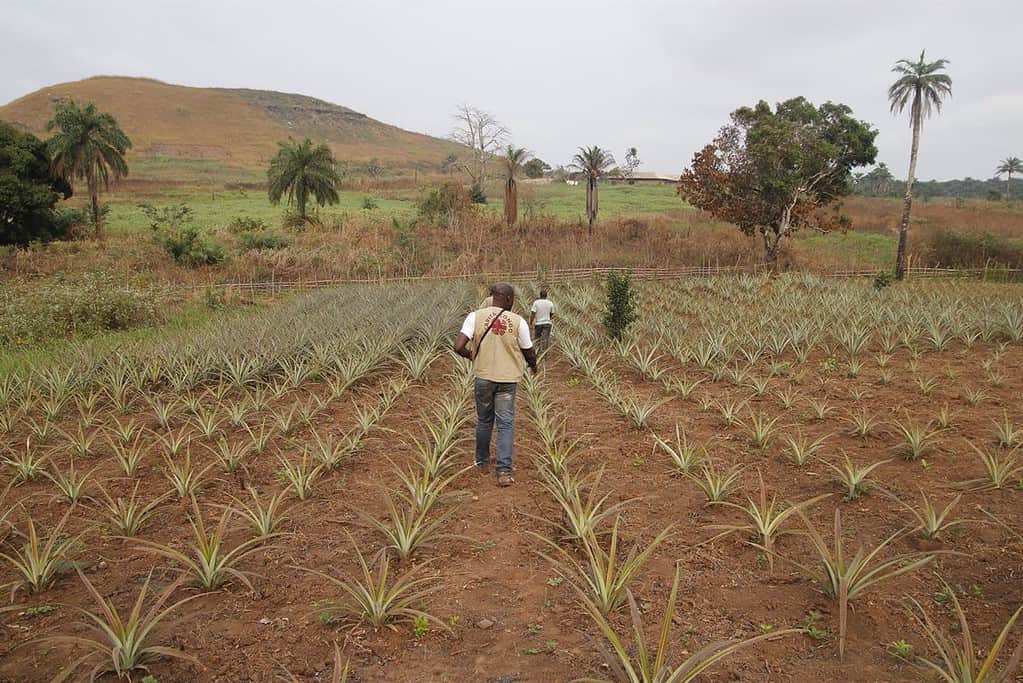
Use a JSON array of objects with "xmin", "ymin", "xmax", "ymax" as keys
[{"xmin": 2, "ymin": 335, "xmax": 1022, "ymax": 682}]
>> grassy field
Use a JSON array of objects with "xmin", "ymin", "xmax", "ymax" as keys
[
  {"xmin": 505, "ymin": 182, "xmax": 689, "ymax": 221},
  {"xmin": 98, "ymin": 182, "xmax": 688, "ymax": 233},
  {"xmin": 103, "ymin": 188, "xmax": 420, "ymax": 234}
]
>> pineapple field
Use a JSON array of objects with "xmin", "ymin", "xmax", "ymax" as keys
[{"xmin": 1, "ymin": 274, "xmax": 1023, "ymax": 682}]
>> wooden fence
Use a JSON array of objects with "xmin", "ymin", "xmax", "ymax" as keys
[{"xmin": 190, "ymin": 265, "xmax": 1023, "ymax": 296}]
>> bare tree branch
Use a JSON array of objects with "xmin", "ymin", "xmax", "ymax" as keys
[{"xmin": 450, "ymin": 104, "xmax": 508, "ymax": 188}]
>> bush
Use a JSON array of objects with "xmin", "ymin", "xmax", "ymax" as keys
[
  {"xmin": 417, "ymin": 183, "xmax": 472, "ymax": 227},
  {"xmin": 469, "ymin": 182, "xmax": 487, "ymax": 204},
  {"xmin": 163, "ymin": 227, "xmax": 227, "ymax": 266},
  {"xmin": 203, "ymin": 287, "xmax": 227, "ymax": 310},
  {"xmin": 926, "ymin": 229, "xmax": 1023, "ymax": 269},
  {"xmin": 237, "ymin": 230, "xmax": 291, "ymax": 252},
  {"xmin": 603, "ymin": 272, "xmax": 637, "ymax": 340},
  {"xmin": 138, "ymin": 203, "xmax": 193, "ymax": 231},
  {"xmin": 873, "ymin": 270, "xmax": 894, "ymax": 290},
  {"xmin": 51, "ymin": 207, "xmax": 90, "ymax": 240},
  {"xmin": 281, "ymin": 211, "xmax": 314, "ymax": 231},
  {"xmin": 228, "ymin": 216, "xmax": 268, "ymax": 234},
  {"xmin": 0, "ymin": 274, "xmax": 162, "ymax": 348},
  {"xmin": 362, "ymin": 196, "xmax": 379, "ymax": 210}
]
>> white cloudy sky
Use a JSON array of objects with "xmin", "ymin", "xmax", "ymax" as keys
[{"xmin": 2, "ymin": 0, "xmax": 1020, "ymax": 180}]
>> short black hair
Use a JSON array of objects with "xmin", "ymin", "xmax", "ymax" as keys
[
  {"xmin": 540, "ymin": 288, "xmax": 548, "ymax": 297},
  {"xmin": 492, "ymin": 282, "xmax": 514, "ymax": 298}
]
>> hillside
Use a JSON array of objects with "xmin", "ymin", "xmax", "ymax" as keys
[{"xmin": 0, "ymin": 76, "xmax": 463, "ymax": 178}]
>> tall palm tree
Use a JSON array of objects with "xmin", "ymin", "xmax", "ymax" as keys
[
  {"xmin": 501, "ymin": 145, "xmax": 530, "ymax": 229},
  {"xmin": 267, "ymin": 138, "xmax": 341, "ymax": 221},
  {"xmin": 996, "ymin": 157, "xmax": 1023, "ymax": 200},
  {"xmin": 46, "ymin": 100, "xmax": 131, "ymax": 238},
  {"xmin": 888, "ymin": 50, "xmax": 952, "ymax": 280},
  {"xmin": 571, "ymin": 146, "xmax": 616, "ymax": 235}
]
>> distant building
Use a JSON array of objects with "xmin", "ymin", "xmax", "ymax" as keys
[{"xmin": 607, "ymin": 171, "xmax": 679, "ymax": 185}]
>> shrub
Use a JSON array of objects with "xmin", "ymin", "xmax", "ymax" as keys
[
  {"xmin": 138, "ymin": 203, "xmax": 193, "ymax": 232},
  {"xmin": 873, "ymin": 270, "xmax": 894, "ymax": 290},
  {"xmin": 50, "ymin": 207, "xmax": 90, "ymax": 240},
  {"xmin": 603, "ymin": 272, "xmax": 637, "ymax": 340},
  {"xmin": 0, "ymin": 273, "xmax": 162, "ymax": 348},
  {"xmin": 163, "ymin": 227, "xmax": 227, "ymax": 266},
  {"xmin": 926, "ymin": 229, "xmax": 1023, "ymax": 269},
  {"xmin": 417, "ymin": 183, "xmax": 472, "ymax": 227},
  {"xmin": 281, "ymin": 210, "xmax": 313, "ymax": 231},
  {"xmin": 362, "ymin": 196, "xmax": 379, "ymax": 210},
  {"xmin": 237, "ymin": 230, "xmax": 291, "ymax": 252},
  {"xmin": 469, "ymin": 182, "xmax": 487, "ymax": 204},
  {"xmin": 228, "ymin": 216, "xmax": 268, "ymax": 234}
]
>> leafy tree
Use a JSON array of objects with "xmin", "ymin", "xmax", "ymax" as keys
[
  {"xmin": 267, "ymin": 138, "xmax": 341, "ymax": 222},
  {"xmin": 622, "ymin": 147, "xmax": 641, "ymax": 180},
  {"xmin": 501, "ymin": 145, "xmax": 530, "ymax": 228},
  {"xmin": 861, "ymin": 162, "xmax": 895, "ymax": 196},
  {"xmin": 888, "ymin": 50, "xmax": 952, "ymax": 279},
  {"xmin": 524, "ymin": 158, "xmax": 550, "ymax": 179},
  {"xmin": 46, "ymin": 100, "xmax": 131, "ymax": 238},
  {"xmin": 571, "ymin": 146, "xmax": 616, "ymax": 235},
  {"xmin": 995, "ymin": 157, "xmax": 1022, "ymax": 200},
  {"xmin": 0, "ymin": 122, "xmax": 73, "ymax": 245},
  {"xmin": 678, "ymin": 97, "xmax": 877, "ymax": 262}
]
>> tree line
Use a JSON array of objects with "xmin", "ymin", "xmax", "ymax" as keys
[{"xmin": 853, "ymin": 171, "xmax": 1020, "ymax": 201}]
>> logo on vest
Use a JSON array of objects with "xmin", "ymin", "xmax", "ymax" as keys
[{"xmin": 488, "ymin": 314, "xmax": 511, "ymax": 336}]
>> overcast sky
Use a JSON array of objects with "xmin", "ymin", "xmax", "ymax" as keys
[{"xmin": 2, "ymin": 0, "xmax": 1020, "ymax": 180}]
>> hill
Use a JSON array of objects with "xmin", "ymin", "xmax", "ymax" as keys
[{"xmin": 0, "ymin": 76, "xmax": 463, "ymax": 179}]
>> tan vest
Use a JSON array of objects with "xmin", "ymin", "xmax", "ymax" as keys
[{"xmin": 472, "ymin": 307, "xmax": 526, "ymax": 383}]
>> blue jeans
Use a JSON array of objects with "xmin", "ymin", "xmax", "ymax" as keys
[
  {"xmin": 474, "ymin": 378, "xmax": 517, "ymax": 474},
  {"xmin": 534, "ymin": 324, "xmax": 552, "ymax": 355}
]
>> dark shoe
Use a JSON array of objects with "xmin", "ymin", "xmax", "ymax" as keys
[
  {"xmin": 496, "ymin": 473, "xmax": 514, "ymax": 487},
  {"xmin": 476, "ymin": 463, "xmax": 490, "ymax": 476}
]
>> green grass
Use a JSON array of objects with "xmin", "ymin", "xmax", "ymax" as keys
[
  {"xmin": 506, "ymin": 182, "xmax": 688, "ymax": 221},
  {"xmin": 103, "ymin": 190, "xmax": 419, "ymax": 234},
  {"xmin": 102, "ymin": 182, "xmax": 688, "ymax": 234}
]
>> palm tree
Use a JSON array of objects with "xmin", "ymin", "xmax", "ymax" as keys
[
  {"xmin": 267, "ymin": 138, "xmax": 341, "ymax": 221},
  {"xmin": 996, "ymin": 157, "xmax": 1023, "ymax": 200},
  {"xmin": 46, "ymin": 100, "xmax": 131, "ymax": 238},
  {"xmin": 501, "ymin": 146, "xmax": 530, "ymax": 229},
  {"xmin": 888, "ymin": 50, "xmax": 952, "ymax": 280},
  {"xmin": 571, "ymin": 146, "xmax": 616, "ymax": 235}
]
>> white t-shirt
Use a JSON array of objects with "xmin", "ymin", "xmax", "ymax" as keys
[
  {"xmin": 460, "ymin": 311, "xmax": 533, "ymax": 349},
  {"xmin": 530, "ymin": 299, "xmax": 555, "ymax": 326}
]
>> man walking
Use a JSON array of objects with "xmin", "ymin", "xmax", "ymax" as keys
[
  {"xmin": 529, "ymin": 288, "xmax": 555, "ymax": 356},
  {"xmin": 454, "ymin": 282, "xmax": 537, "ymax": 487}
]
